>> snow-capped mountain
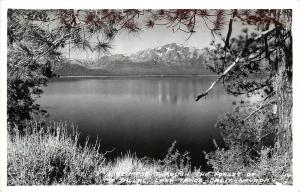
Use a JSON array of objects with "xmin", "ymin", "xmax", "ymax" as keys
[
  {"xmin": 55, "ymin": 43, "xmax": 212, "ymax": 76},
  {"xmin": 129, "ymin": 43, "xmax": 206, "ymax": 67}
]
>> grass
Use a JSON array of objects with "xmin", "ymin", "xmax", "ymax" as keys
[
  {"xmin": 8, "ymin": 121, "xmax": 107, "ymax": 185},
  {"xmin": 7, "ymin": 120, "xmax": 292, "ymax": 185}
]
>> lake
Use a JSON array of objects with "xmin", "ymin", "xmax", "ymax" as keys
[{"xmin": 38, "ymin": 76, "xmax": 238, "ymax": 171}]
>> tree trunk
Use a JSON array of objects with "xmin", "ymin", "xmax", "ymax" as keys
[{"xmin": 274, "ymin": 48, "xmax": 292, "ymax": 156}]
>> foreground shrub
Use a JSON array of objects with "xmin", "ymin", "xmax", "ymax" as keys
[
  {"xmin": 158, "ymin": 141, "xmax": 191, "ymax": 173},
  {"xmin": 8, "ymin": 120, "xmax": 291, "ymax": 185},
  {"xmin": 8, "ymin": 121, "xmax": 106, "ymax": 185},
  {"xmin": 205, "ymin": 144, "xmax": 292, "ymax": 184},
  {"xmin": 7, "ymin": 120, "xmax": 195, "ymax": 185}
]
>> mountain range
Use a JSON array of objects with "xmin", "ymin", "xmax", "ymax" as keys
[{"xmin": 54, "ymin": 43, "xmax": 213, "ymax": 76}]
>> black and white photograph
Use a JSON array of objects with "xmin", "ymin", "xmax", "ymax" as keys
[{"xmin": 0, "ymin": 0, "xmax": 299, "ymax": 190}]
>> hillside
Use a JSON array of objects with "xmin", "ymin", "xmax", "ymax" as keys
[{"xmin": 54, "ymin": 63, "xmax": 108, "ymax": 76}]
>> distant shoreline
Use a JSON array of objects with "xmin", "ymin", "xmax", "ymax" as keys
[{"xmin": 56, "ymin": 74, "xmax": 218, "ymax": 78}]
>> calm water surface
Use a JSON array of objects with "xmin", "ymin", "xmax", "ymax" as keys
[{"xmin": 38, "ymin": 76, "xmax": 238, "ymax": 170}]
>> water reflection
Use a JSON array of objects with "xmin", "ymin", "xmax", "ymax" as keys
[
  {"xmin": 46, "ymin": 76, "xmax": 229, "ymax": 105},
  {"xmin": 39, "ymin": 76, "xmax": 236, "ymax": 170}
]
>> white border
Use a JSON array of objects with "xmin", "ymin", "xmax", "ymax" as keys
[{"xmin": 0, "ymin": 0, "xmax": 299, "ymax": 192}]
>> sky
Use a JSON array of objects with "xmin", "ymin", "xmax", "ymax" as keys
[
  {"xmin": 110, "ymin": 24, "xmax": 214, "ymax": 55},
  {"xmin": 64, "ymin": 14, "xmax": 248, "ymax": 60}
]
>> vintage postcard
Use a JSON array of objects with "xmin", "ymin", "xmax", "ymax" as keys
[{"xmin": 0, "ymin": 0, "xmax": 299, "ymax": 192}]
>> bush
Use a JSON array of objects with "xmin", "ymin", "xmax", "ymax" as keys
[
  {"xmin": 203, "ymin": 104, "xmax": 292, "ymax": 185},
  {"xmin": 205, "ymin": 145, "xmax": 292, "ymax": 184},
  {"xmin": 158, "ymin": 141, "xmax": 191, "ymax": 173}
]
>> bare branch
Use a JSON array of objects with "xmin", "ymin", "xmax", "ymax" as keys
[
  {"xmin": 243, "ymin": 99, "xmax": 276, "ymax": 122},
  {"xmin": 196, "ymin": 56, "xmax": 241, "ymax": 101},
  {"xmin": 195, "ymin": 27, "xmax": 278, "ymax": 101}
]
